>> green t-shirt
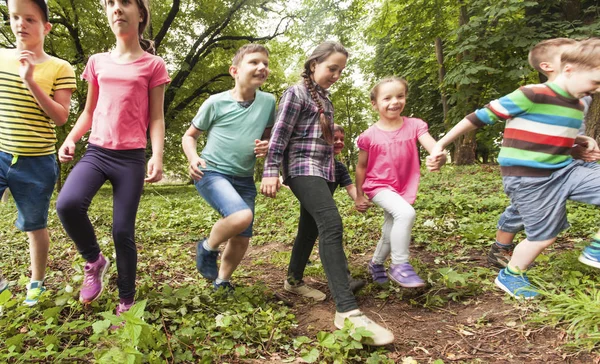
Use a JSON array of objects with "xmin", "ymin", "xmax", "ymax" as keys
[{"xmin": 192, "ymin": 90, "xmax": 276, "ymax": 177}]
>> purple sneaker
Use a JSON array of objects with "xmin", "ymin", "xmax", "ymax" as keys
[
  {"xmin": 79, "ymin": 253, "xmax": 110, "ymax": 304},
  {"xmin": 116, "ymin": 300, "xmax": 134, "ymax": 316},
  {"xmin": 388, "ymin": 262, "xmax": 426, "ymax": 288},
  {"xmin": 368, "ymin": 261, "xmax": 388, "ymax": 284}
]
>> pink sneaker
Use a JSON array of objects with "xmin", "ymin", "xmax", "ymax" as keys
[
  {"xmin": 79, "ymin": 254, "xmax": 110, "ymax": 303},
  {"xmin": 388, "ymin": 262, "xmax": 426, "ymax": 288},
  {"xmin": 116, "ymin": 300, "xmax": 134, "ymax": 316}
]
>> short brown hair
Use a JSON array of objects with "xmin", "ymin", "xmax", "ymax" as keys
[
  {"xmin": 333, "ymin": 124, "xmax": 344, "ymax": 134},
  {"xmin": 528, "ymin": 38, "xmax": 577, "ymax": 74},
  {"xmin": 561, "ymin": 37, "xmax": 600, "ymax": 70},
  {"xmin": 370, "ymin": 77, "xmax": 408, "ymax": 102},
  {"xmin": 232, "ymin": 44, "xmax": 269, "ymax": 66},
  {"xmin": 6, "ymin": 0, "xmax": 49, "ymax": 22}
]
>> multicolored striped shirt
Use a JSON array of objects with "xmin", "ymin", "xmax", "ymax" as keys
[
  {"xmin": 263, "ymin": 82, "xmax": 335, "ymax": 182},
  {"xmin": 0, "ymin": 49, "xmax": 76, "ymax": 156},
  {"xmin": 466, "ymin": 82, "xmax": 583, "ymax": 177}
]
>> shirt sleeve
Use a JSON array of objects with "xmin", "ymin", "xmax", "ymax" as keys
[
  {"xmin": 336, "ymin": 161, "xmax": 353, "ymax": 187},
  {"xmin": 149, "ymin": 57, "xmax": 171, "ymax": 89},
  {"xmin": 415, "ymin": 118, "xmax": 429, "ymax": 138},
  {"xmin": 81, "ymin": 55, "xmax": 97, "ymax": 86},
  {"xmin": 263, "ymin": 87, "xmax": 303, "ymax": 178},
  {"xmin": 356, "ymin": 130, "xmax": 371, "ymax": 151},
  {"xmin": 191, "ymin": 97, "xmax": 216, "ymax": 131},
  {"xmin": 54, "ymin": 61, "xmax": 77, "ymax": 91},
  {"xmin": 467, "ymin": 87, "xmax": 532, "ymax": 126},
  {"xmin": 266, "ymin": 94, "xmax": 276, "ymax": 128}
]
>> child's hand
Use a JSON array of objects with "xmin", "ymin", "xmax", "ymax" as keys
[
  {"xmin": 260, "ymin": 176, "xmax": 280, "ymax": 198},
  {"xmin": 572, "ymin": 144, "xmax": 600, "ymax": 162},
  {"xmin": 254, "ymin": 139, "xmax": 269, "ymax": 158},
  {"xmin": 58, "ymin": 140, "xmax": 76, "ymax": 163},
  {"xmin": 18, "ymin": 50, "xmax": 36, "ymax": 84},
  {"xmin": 355, "ymin": 195, "xmax": 370, "ymax": 213},
  {"xmin": 188, "ymin": 156, "xmax": 206, "ymax": 181},
  {"xmin": 426, "ymin": 144, "xmax": 447, "ymax": 172},
  {"xmin": 145, "ymin": 155, "xmax": 163, "ymax": 183}
]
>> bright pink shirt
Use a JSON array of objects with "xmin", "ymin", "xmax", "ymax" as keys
[
  {"xmin": 82, "ymin": 52, "xmax": 170, "ymax": 150},
  {"xmin": 357, "ymin": 117, "xmax": 428, "ymax": 203}
]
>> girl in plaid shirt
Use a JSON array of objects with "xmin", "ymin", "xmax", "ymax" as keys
[{"xmin": 261, "ymin": 41, "xmax": 394, "ymax": 346}]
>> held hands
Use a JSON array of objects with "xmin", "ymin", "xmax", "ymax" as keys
[
  {"xmin": 571, "ymin": 144, "xmax": 600, "ymax": 162},
  {"xmin": 145, "ymin": 155, "xmax": 163, "ymax": 183},
  {"xmin": 18, "ymin": 50, "xmax": 36, "ymax": 84},
  {"xmin": 426, "ymin": 144, "xmax": 448, "ymax": 172},
  {"xmin": 254, "ymin": 139, "xmax": 269, "ymax": 157},
  {"xmin": 260, "ymin": 176, "xmax": 280, "ymax": 198},
  {"xmin": 188, "ymin": 156, "xmax": 206, "ymax": 181},
  {"xmin": 354, "ymin": 195, "xmax": 371, "ymax": 213},
  {"xmin": 58, "ymin": 140, "xmax": 76, "ymax": 163}
]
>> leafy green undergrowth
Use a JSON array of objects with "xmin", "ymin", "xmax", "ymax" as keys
[{"xmin": 1, "ymin": 165, "xmax": 600, "ymax": 361}]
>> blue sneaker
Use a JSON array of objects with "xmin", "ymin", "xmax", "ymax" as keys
[
  {"xmin": 494, "ymin": 268, "xmax": 538, "ymax": 300},
  {"xmin": 579, "ymin": 246, "xmax": 600, "ymax": 269},
  {"xmin": 213, "ymin": 280, "xmax": 234, "ymax": 293},
  {"xmin": 196, "ymin": 239, "xmax": 218, "ymax": 280},
  {"xmin": 23, "ymin": 281, "xmax": 46, "ymax": 306}
]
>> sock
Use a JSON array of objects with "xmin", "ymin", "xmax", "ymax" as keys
[
  {"xmin": 505, "ymin": 264, "xmax": 524, "ymax": 276},
  {"xmin": 29, "ymin": 280, "xmax": 44, "ymax": 288},
  {"xmin": 120, "ymin": 297, "xmax": 134, "ymax": 305},
  {"xmin": 337, "ymin": 309, "xmax": 361, "ymax": 318},
  {"xmin": 588, "ymin": 234, "xmax": 600, "ymax": 251},
  {"xmin": 203, "ymin": 240, "xmax": 218, "ymax": 252},
  {"xmin": 495, "ymin": 240, "xmax": 513, "ymax": 248},
  {"xmin": 215, "ymin": 278, "xmax": 229, "ymax": 285}
]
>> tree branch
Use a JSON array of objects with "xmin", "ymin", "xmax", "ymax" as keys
[{"xmin": 154, "ymin": 0, "xmax": 180, "ymax": 53}]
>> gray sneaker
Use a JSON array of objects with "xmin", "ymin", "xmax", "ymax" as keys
[{"xmin": 0, "ymin": 275, "xmax": 8, "ymax": 293}]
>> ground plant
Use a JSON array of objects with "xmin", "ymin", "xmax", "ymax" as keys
[{"xmin": 1, "ymin": 165, "xmax": 600, "ymax": 362}]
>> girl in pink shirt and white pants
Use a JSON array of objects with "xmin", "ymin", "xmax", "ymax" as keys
[
  {"xmin": 56, "ymin": 0, "xmax": 170, "ymax": 316},
  {"xmin": 355, "ymin": 77, "xmax": 445, "ymax": 288}
]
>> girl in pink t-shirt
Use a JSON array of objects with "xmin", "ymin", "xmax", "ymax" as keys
[
  {"xmin": 356, "ymin": 77, "xmax": 445, "ymax": 288},
  {"xmin": 56, "ymin": 0, "xmax": 170, "ymax": 317}
]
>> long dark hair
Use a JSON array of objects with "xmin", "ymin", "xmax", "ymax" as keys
[{"xmin": 301, "ymin": 41, "xmax": 348, "ymax": 144}]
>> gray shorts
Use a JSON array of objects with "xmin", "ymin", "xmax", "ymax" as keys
[{"xmin": 502, "ymin": 160, "xmax": 600, "ymax": 241}]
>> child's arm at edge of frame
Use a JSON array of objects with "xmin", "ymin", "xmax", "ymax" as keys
[
  {"xmin": 145, "ymin": 84, "xmax": 166, "ymax": 183},
  {"xmin": 354, "ymin": 150, "xmax": 370, "ymax": 213}
]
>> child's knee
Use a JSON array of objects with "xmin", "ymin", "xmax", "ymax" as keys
[{"xmin": 228, "ymin": 209, "xmax": 253, "ymax": 230}]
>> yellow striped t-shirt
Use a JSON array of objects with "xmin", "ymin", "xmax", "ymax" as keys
[{"xmin": 0, "ymin": 49, "xmax": 76, "ymax": 156}]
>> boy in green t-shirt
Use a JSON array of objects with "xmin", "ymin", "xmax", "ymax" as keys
[
  {"xmin": 182, "ymin": 43, "xmax": 275, "ymax": 290},
  {"xmin": 0, "ymin": 0, "xmax": 77, "ymax": 305}
]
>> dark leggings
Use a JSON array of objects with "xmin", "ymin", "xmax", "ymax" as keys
[
  {"xmin": 287, "ymin": 176, "xmax": 358, "ymax": 313},
  {"xmin": 56, "ymin": 145, "xmax": 145, "ymax": 300}
]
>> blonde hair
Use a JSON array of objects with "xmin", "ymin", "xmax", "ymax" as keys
[
  {"xmin": 528, "ymin": 38, "xmax": 577, "ymax": 74},
  {"xmin": 561, "ymin": 38, "xmax": 600, "ymax": 70},
  {"xmin": 101, "ymin": 0, "xmax": 155, "ymax": 54},
  {"xmin": 370, "ymin": 77, "xmax": 408, "ymax": 102},
  {"xmin": 232, "ymin": 44, "xmax": 269, "ymax": 66},
  {"xmin": 301, "ymin": 41, "xmax": 349, "ymax": 145}
]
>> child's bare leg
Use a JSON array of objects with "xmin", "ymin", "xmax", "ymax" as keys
[
  {"xmin": 206, "ymin": 210, "xmax": 253, "ymax": 249},
  {"xmin": 508, "ymin": 237, "xmax": 555, "ymax": 270},
  {"xmin": 218, "ymin": 236, "xmax": 250, "ymax": 280},
  {"xmin": 496, "ymin": 230, "xmax": 516, "ymax": 245},
  {"xmin": 27, "ymin": 228, "xmax": 50, "ymax": 282}
]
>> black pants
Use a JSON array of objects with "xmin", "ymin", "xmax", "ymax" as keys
[
  {"xmin": 287, "ymin": 176, "xmax": 358, "ymax": 313},
  {"xmin": 57, "ymin": 145, "xmax": 145, "ymax": 300}
]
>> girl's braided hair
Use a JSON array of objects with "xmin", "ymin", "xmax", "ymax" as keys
[{"xmin": 301, "ymin": 41, "xmax": 348, "ymax": 144}]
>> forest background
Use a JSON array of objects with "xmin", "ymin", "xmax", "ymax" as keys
[
  {"xmin": 2, "ymin": 0, "xmax": 599, "ymax": 185},
  {"xmin": 1, "ymin": 0, "xmax": 600, "ymax": 363}
]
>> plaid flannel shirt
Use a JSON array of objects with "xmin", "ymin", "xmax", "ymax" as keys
[{"xmin": 263, "ymin": 82, "xmax": 335, "ymax": 182}]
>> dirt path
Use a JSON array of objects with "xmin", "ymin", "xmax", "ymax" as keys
[{"xmin": 240, "ymin": 242, "xmax": 596, "ymax": 363}]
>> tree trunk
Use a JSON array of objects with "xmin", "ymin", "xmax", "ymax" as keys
[
  {"xmin": 586, "ymin": 94, "xmax": 600, "ymax": 142},
  {"xmin": 435, "ymin": 37, "xmax": 449, "ymax": 121}
]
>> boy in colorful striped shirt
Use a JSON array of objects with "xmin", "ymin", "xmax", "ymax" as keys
[
  {"xmin": 0, "ymin": 0, "xmax": 76, "ymax": 305},
  {"xmin": 427, "ymin": 38, "xmax": 600, "ymax": 299}
]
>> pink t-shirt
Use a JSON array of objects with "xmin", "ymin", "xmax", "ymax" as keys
[
  {"xmin": 357, "ymin": 117, "xmax": 428, "ymax": 203},
  {"xmin": 82, "ymin": 52, "xmax": 171, "ymax": 150}
]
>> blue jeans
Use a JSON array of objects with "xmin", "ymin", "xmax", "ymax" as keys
[
  {"xmin": 502, "ymin": 160, "xmax": 600, "ymax": 241},
  {"xmin": 194, "ymin": 170, "xmax": 256, "ymax": 237},
  {"xmin": 0, "ymin": 152, "xmax": 57, "ymax": 231}
]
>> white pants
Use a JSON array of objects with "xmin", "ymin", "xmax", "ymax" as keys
[{"xmin": 371, "ymin": 189, "xmax": 416, "ymax": 265}]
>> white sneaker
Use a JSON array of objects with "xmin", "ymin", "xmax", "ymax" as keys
[
  {"xmin": 284, "ymin": 280, "xmax": 326, "ymax": 301},
  {"xmin": 0, "ymin": 276, "xmax": 7, "ymax": 293},
  {"xmin": 334, "ymin": 311, "xmax": 395, "ymax": 346}
]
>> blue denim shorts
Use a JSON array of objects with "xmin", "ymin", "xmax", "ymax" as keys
[
  {"xmin": 502, "ymin": 160, "xmax": 600, "ymax": 241},
  {"xmin": 0, "ymin": 152, "xmax": 58, "ymax": 231},
  {"xmin": 194, "ymin": 170, "xmax": 256, "ymax": 237}
]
